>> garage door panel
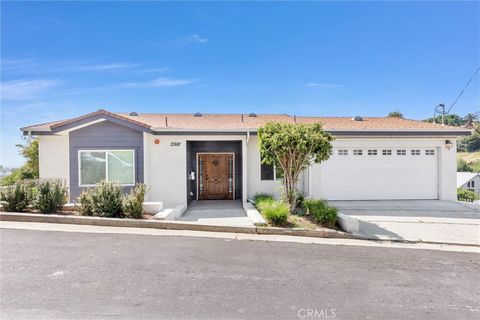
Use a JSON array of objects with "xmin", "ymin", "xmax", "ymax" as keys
[{"xmin": 317, "ymin": 148, "xmax": 438, "ymax": 200}]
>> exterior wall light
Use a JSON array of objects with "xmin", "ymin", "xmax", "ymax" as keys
[{"xmin": 445, "ymin": 140, "xmax": 453, "ymax": 150}]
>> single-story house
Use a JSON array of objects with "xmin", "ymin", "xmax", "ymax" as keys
[
  {"xmin": 457, "ymin": 172, "xmax": 480, "ymax": 195},
  {"xmin": 21, "ymin": 109, "xmax": 471, "ymax": 207}
]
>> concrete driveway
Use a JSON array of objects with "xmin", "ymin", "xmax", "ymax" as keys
[{"xmin": 329, "ymin": 200, "xmax": 480, "ymax": 245}]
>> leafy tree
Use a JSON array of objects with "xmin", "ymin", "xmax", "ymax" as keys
[
  {"xmin": 1, "ymin": 138, "xmax": 39, "ymax": 186},
  {"xmin": 258, "ymin": 122, "xmax": 333, "ymax": 212},
  {"xmin": 388, "ymin": 110, "xmax": 404, "ymax": 118},
  {"xmin": 457, "ymin": 159, "xmax": 473, "ymax": 172},
  {"xmin": 423, "ymin": 114, "xmax": 465, "ymax": 127}
]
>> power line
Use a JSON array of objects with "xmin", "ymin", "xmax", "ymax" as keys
[{"xmin": 447, "ymin": 66, "xmax": 480, "ymax": 114}]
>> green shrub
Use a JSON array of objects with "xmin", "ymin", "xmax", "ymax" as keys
[
  {"xmin": 90, "ymin": 181, "xmax": 124, "ymax": 218},
  {"xmin": 457, "ymin": 188, "xmax": 479, "ymax": 202},
  {"xmin": 32, "ymin": 179, "xmax": 68, "ymax": 214},
  {"xmin": 260, "ymin": 200, "xmax": 289, "ymax": 227},
  {"xmin": 303, "ymin": 199, "xmax": 337, "ymax": 227},
  {"xmin": 457, "ymin": 159, "xmax": 473, "ymax": 172},
  {"xmin": 123, "ymin": 184, "xmax": 148, "ymax": 219},
  {"xmin": 253, "ymin": 193, "xmax": 274, "ymax": 204},
  {"xmin": 78, "ymin": 190, "xmax": 94, "ymax": 216},
  {"xmin": 0, "ymin": 183, "xmax": 31, "ymax": 212}
]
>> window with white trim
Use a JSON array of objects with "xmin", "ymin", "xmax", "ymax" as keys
[
  {"xmin": 467, "ymin": 181, "xmax": 475, "ymax": 188},
  {"xmin": 353, "ymin": 149, "xmax": 363, "ymax": 156},
  {"xmin": 367, "ymin": 149, "xmax": 377, "ymax": 156},
  {"xmin": 338, "ymin": 149, "xmax": 348, "ymax": 156},
  {"xmin": 411, "ymin": 149, "xmax": 421, "ymax": 156},
  {"xmin": 397, "ymin": 149, "xmax": 406, "ymax": 156},
  {"xmin": 79, "ymin": 150, "xmax": 135, "ymax": 186},
  {"xmin": 382, "ymin": 149, "xmax": 392, "ymax": 156},
  {"xmin": 425, "ymin": 149, "xmax": 435, "ymax": 156}
]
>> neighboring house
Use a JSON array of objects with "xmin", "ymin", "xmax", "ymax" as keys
[
  {"xmin": 457, "ymin": 172, "xmax": 480, "ymax": 195},
  {"xmin": 21, "ymin": 109, "xmax": 471, "ymax": 207}
]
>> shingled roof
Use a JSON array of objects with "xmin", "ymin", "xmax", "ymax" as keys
[{"xmin": 21, "ymin": 109, "xmax": 472, "ymax": 136}]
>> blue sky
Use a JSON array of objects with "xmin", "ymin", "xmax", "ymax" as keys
[{"xmin": 1, "ymin": 1, "xmax": 479, "ymax": 167}]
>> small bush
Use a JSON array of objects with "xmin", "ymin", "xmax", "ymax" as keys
[
  {"xmin": 90, "ymin": 181, "xmax": 124, "ymax": 218},
  {"xmin": 260, "ymin": 200, "xmax": 289, "ymax": 227},
  {"xmin": 457, "ymin": 188, "xmax": 479, "ymax": 202},
  {"xmin": 0, "ymin": 183, "xmax": 31, "ymax": 212},
  {"xmin": 457, "ymin": 159, "xmax": 473, "ymax": 172},
  {"xmin": 303, "ymin": 199, "xmax": 337, "ymax": 227},
  {"xmin": 78, "ymin": 190, "xmax": 94, "ymax": 216},
  {"xmin": 253, "ymin": 193, "xmax": 274, "ymax": 204},
  {"xmin": 32, "ymin": 179, "xmax": 68, "ymax": 214},
  {"xmin": 123, "ymin": 184, "xmax": 148, "ymax": 219}
]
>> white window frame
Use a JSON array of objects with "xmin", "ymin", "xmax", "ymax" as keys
[
  {"xmin": 338, "ymin": 149, "xmax": 348, "ymax": 156},
  {"xmin": 367, "ymin": 149, "xmax": 377, "ymax": 156},
  {"xmin": 397, "ymin": 149, "xmax": 406, "ymax": 156},
  {"xmin": 78, "ymin": 149, "xmax": 136, "ymax": 187},
  {"xmin": 382, "ymin": 149, "xmax": 392, "ymax": 156},
  {"xmin": 425, "ymin": 149, "xmax": 435, "ymax": 156},
  {"xmin": 411, "ymin": 149, "xmax": 421, "ymax": 156},
  {"xmin": 353, "ymin": 149, "xmax": 363, "ymax": 156}
]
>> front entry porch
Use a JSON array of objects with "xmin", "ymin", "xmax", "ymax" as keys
[{"xmin": 177, "ymin": 200, "xmax": 253, "ymax": 227}]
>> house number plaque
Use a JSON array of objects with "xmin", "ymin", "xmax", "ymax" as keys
[{"xmin": 170, "ymin": 142, "xmax": 181, "ymax": 147}]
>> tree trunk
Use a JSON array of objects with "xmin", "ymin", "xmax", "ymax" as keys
[{"xmin": 283, "ymin": 172, "xmax": 298, "ymax": 213}]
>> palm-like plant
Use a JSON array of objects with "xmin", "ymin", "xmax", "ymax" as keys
[{"xmin": 464, "ymin": 112, "xmax": 479, "ymax": 128}]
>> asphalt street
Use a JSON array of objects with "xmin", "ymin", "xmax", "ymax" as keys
[{"xmin": 1, "ymin": 228, "xmax": 479, "ymax": 320}]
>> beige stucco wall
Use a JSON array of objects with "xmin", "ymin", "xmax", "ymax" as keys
[
  {"xmin": 246, "ymin": 135, "xmax": 283, "ymax": 199},
  {"xmin": 38, "ymin": 134, "xmax": 69, "ymax": 186},
  {"xmin": 144, "ymin": 133, "xmax": 248, "ymax": 207}
]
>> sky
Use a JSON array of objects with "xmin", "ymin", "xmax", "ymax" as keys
[{"xmin": 1, "ymin": 1, "xmax": 479, "ymax": 167}]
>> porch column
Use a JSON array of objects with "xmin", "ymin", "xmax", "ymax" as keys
[{"xmin": 242, "ymin": 137, "xmax": 248, "ymax": 206}]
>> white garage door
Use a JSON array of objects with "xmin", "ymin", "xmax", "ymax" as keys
[{"xmin": 318, "ymin": 147, "xmax": 439, "ymax": 200}]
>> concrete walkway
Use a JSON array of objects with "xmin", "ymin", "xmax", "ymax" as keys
[
  {"xmin": 177, "ymin": 200, "xmax": 253, "ymax": 227},
  {"xmin": 330, "ymin": 200, "xmax": 480, "ymax": 245}
]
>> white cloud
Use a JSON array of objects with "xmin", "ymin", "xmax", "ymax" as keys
[
  {"xmin": 120, "ymin": 77, "xmax": 198, "ymax": 88},
  {"xmin": 72, "ymin": 63, "xmax": 139, "ymax": 71},
  {"xmin": 1, "ymin": 79, "xmax": 61, "ymax": 100},
  {"xmin": 306, "ymin": 82, "xmax": 343, "ymax": 89},
  {"xmin": 137, "ymin": 67, "xmax": 170, "ymax": 74},
  {"xmin": 188, "ymin": 34, "xmax": 208, "ymax": 43},
  {"xmin": 175, "ymin": 34, "xmax": 209, "ymax": 47}
]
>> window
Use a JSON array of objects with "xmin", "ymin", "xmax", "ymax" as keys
[
  {"xmin": 467, "ymin": 181, "xmax": 475, "ymax": 188},
  {"xmin": 338, "ymin": 149, "xmax": 348, "ymax": 156},
  {"xmin": 329, "ymin": 149, "xmax": 333, "ymax": 156},
  {"xmin": 411, "ymin": 149, "xmax": 421, "ymax": 156},
  {"xmin": 275, "ymin": 166, "xmax": 284, "ymax": 180},
  {"xmin": 397, "ymin": 149, "xmax": 406, "ymax": 156},
  {"xmin": 382, "ymin": 149, "xmax": 392, "ymax": 156},
  {"xmin": 79, "ymin": 150, "xmax": 135, "ymax": 186},
  {"xmin": 260, "ymin": 163, "xmax": 274, "ymax": 180},
  {"xmin": 368, "ymin": 149, "xmax": 377, "ymax": 156},
  {"xmin": 353, "ymin": 149, "xmax": 363, "ymax": 156},
  {"xmin": 425, "ymin": 149, "xmax": 435, "ymax": 156}
]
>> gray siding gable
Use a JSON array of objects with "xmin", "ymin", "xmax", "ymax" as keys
[{"xmin": 69, "ymin": 120, "xmax": 144, "ymax": 202}]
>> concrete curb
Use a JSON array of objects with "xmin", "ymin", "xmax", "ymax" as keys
[{"xmin": 0, "ymin": 212, "xmax": 353, "ymax": 239}]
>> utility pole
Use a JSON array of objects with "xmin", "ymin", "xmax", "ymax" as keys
[{"xmin": 434, "ymin": 103, "xmax": 446, "ymax": 125}]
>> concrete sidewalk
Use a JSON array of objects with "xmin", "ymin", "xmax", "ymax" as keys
[
  {"xmin": 330, "ymin": 200, "xmax": 480, "ymax": 245},
  {"xmin": 177, "ymin": 200, "xmax": 253, "ymax": 227}
]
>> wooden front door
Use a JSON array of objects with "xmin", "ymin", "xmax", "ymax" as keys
[{"xmin": 198, "ymin": 153, "xmax": 234, "ymax": 200}]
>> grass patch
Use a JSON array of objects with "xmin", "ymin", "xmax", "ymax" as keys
[{"xmin": 458, "ymin": 152, "xmax": 480, "ymax": 172}]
